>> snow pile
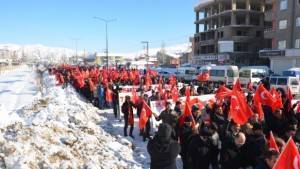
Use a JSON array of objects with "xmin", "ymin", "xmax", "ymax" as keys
[{"xmin": 0, "ymin": 77, "xmax": 143, "ymax": 169}]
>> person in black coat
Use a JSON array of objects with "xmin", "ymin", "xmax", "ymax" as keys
[
  {"xmin": 187, "ymin": 125, "xmax": 214, "ymax": 169},
  {"xmin": 254, "ymin": 150, "xmax": 279, "ymax": 169},
  {"xmin": 220, "ymin": 132, "xmax": 247, "ymax": 169},
  {"xmin": 243, "ymin": 123, "xmax": 268, "ymax": 168},
  {"xmin": 147, "ymin": 123, "xmax": 181, "ymax": 169}
]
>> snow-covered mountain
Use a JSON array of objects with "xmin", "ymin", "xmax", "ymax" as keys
[
  {"xmin": 0, "ymin": 44, "xmax": 83, "ymax": 63},
  {"xmin": 127, "ymin": 43, "xmax": 192, "ymax": 59},
  {"xmin": 0, "ymin": 43, "xmax": 191, "ymax": 63}
]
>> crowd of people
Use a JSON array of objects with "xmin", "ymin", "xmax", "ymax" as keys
[{"xmin": 50, "ymin": 64, "xmax": 300, "ymax": 169}]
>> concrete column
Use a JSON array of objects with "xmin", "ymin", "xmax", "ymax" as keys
[
  {"xmin": 196, "ymin": 11, "xmax": 199, "ymax": 21},
  {"xmin": 196, "ymin": 24, "xmax": 199, "ymax": 33},
  {"xmin": 261, "ymin": 1, "xmax": 265, "ymax": 12},
  {"xmin": 246, "ymin": 13, "xmax": 250, "ymax": 25},
  {"xmin": 232, "ymin": 0, "xmax": 236, "ymax": 10},
  {"xmin": 231, "ymin": 13, "xmax": 236, "ymax": 25},
  {"xmin": 219, "ymin": 2, "xmax": 222, "ymax": 13},
  {"xmin": 246, "ymin": 0, "xmax": 250, "ymax": 10},
  {"xmin": 259, "ymin": 15, "xmax": 264, "ymax": 27}
]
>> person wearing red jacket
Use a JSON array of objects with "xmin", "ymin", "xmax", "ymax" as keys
[{"xmin": 121, "ymin": 96, "xmax": 136, "ymax": 138}]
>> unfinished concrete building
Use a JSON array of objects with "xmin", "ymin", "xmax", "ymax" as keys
[{"xmin": 193, "ymin": 0, "xmax": 268, "ymax": 66}]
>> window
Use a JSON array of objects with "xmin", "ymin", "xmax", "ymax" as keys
[
  {"xmin": 252, "ymin": 71, "xmax": 267, "ymax": 78},
  {"xmin": 295, "ymin": 39, "xmax": 300, "ymax": 49},
  {"xmin": 278, "ymin": 40, "xmax": 286, "ymax": 49},
  {"xmin": 270, "ymin": 78, "xmax": 277, "ymax": 85},
  {"xmin": 279, "ymin": 20, "xmax": 287, "ymax": 29},
  {"xmin": 290, "ymin": 79, "xmax": 299, "ymax": 85},
  {"xmin": 296, "ymin": 17, "xmax": 300, "ymax": 27},
  {"xmin": 256, "ymin": 31, "xmax": 261, "ymax": 37},
  {"xmin": 239, "ymin": 70, "xmax": 251, "ymax": 78},
  {"xmin": 210, "ymin": 70, "xmax": 225, "ymax": 77},
  {"xmin": 277, "ymin": 78, "xmax": 288, "ymax": 85},
  {"xmin": 227, "ymin": 70, "xmax": 239, "ymax": 77},
  {"xmin": 280, "ymin": 0, "xmax": 287, "ymax": 10}
]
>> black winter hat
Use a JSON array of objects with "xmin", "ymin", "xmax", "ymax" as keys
[{"xmin": 157, "ymin": 123, "xmax": 172, "ymax": 141}]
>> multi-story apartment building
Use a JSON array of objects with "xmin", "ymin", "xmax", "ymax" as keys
[
  {"xmin": 260, "ymin": 0, "xmax": 300, "ymax": 74},
  {"xmin": 193, "ymin": 0, "xmax": 268, "ymax": 66}
]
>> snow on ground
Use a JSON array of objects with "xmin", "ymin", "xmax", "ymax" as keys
[
  {"xmin": 0, "ymin": 74, "xmax": 146, "ymax": 169},
  {"xmin": 0, "ymin": 65, "xmax": 39, "ymax": 127}
]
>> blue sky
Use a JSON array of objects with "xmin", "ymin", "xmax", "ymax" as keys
[{"xmin": 0, "ymin": 0, "xmax": 198, "ymax": 53}]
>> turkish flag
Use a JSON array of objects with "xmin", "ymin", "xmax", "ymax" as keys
[
  {"xmin": 233, "ymin": 78, "xmax": 243, "ymax": 91},
  {"xmin": 159, "ymin": 76, "xmax": 163, "ymax": 84},
  {"xmin": 183, "ymin": 101, "xmax": 196, "ymax": 127},
  {"xmin": 287, "ymin": 87, "xmax": 294, "ymax": 111},
  {"xmin": 171, "ymin": 86, "xmax": 179, "ymax": 102},
  {"xmin": 88, "ymin": 79, "xmax": 95, "ymax": 92},
  {"xmin": 273, "ymin": 138, "xmax": 300, "ymax": 169},
  {"xmin": 254, "ymin": 84, "xmax": 275, "ymax": 109},
  {"xmin": 185, "ymin": 86, "xmax": 191, "ymax": 102},
  {"xmin": 270, "ymin": 87, "xmax": 283, "ymax": 111},
  {"xmin": 269, "ymin": 131, "xmax": 280, "ymax": 153},
  {"xmin": 131, "ymin": 89, "xmax": 139, "ymax": 104},
  {"xmin": 138, "ymin": 101, "xmax": 152, "ymax": 129},
  {"xmin": 297, "ymin": 102, "xmax": 300, "ymax": 113},
  {"xmin": 229, "ymin": 89, "xmax": 253, "ymax": 125},
  {"xmin": 106, "ymin": 87, "xmax": 113, "ymax": 103},
  {"xmin": 169, "ymin": 75, "xmax": 177, "ymax": 86},
  {"xmin": 145, "ymin": 74, "xmax": 152, "ymax": 90},
  {"xmin": 253, "ymin": 99, "xmax": 264, "ymax": 121},
  {"xmin": 215, "ymin": 85, "xmax": 232, "ymax": 101},
  {"xmin": 197, "ymin": 72, "xmax": 210, "ymax": 82}
]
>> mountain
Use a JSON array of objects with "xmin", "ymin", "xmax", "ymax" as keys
[
  {"xmin": 127, "ymin": 43, "xmax": 192, "ymax": 59},
  {"xmin": 0, "ymin": 43, "xmax": 192, "ymax": 63},
  {"xmin": 0, "ymin": 44, "xmax": 83, "ymax": 63}
]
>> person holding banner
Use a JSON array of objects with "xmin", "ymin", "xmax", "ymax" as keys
[{"xmin": 121, "ymin": 95, "xmax": 136, "ymax": 138}]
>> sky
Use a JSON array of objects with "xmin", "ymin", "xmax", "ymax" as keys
[{"xmin": 0, "ymin": 0, "xmax": 199, "ymax": 53}]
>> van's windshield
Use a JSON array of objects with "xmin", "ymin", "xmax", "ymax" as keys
[
  {"xmin": 185, "ymin": 70, "xmax": 196, "ymax": 74},
  {"xmin": 277, "ymin": 78, "xmax": 288, "ymax": 85},
  {"xmin": 239, "ymin": 70, "xmax": 250, "ymax": 78},
  {"xmin": 290, "ymin": 79, "xmax": 299, "ymax": 85}
]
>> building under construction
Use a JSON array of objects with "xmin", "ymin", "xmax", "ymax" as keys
[{"xmin": 193, "ymin": 0, "xmax": 268, "ymax": 66}]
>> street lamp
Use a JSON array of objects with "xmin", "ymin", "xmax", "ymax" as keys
[
  {"xmin": 141, "ymin": 41, "xmax": 149, "ymax": 68},
  {"xmin": 93, "ymin": 17, "xmax": 116, "ymax": 69},
  {"xmin": 71, "ymin": 38, "xmax": 80, "ymax": 63}
]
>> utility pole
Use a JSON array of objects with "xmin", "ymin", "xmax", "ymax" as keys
[
  {"xmin": 93, "ymin": 17, "xmax": 117, "ymax": 69},
  {"xmin": 71, "ymin": 38, "xmax": 80, "ymax": 63},
  {"xmin": 141, "ymin": 41, "xmax": 149, "ymax": 68}
]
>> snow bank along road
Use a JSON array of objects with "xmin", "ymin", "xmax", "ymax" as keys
[
  {"xmin": 0, "ymin": 74, "xmax": 144, "ymax": 169},
  {"xmin": 0, "ymin": 65, "xmax": 39, "ymax": 127}
]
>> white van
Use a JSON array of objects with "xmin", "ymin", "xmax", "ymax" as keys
[
  {"xmin": 239, "ymin": 66, "xmax": 270, "ymax": 86},
  {"xmin": 198, "ymin": 64, "xmax": 216, "ymax": 74},
  {"xmin": 209, "ymin": 65, "xmax": 239, "ymax": 85},
  {"xmin": 175, "ymin": 67, "xmax": 197, "ymax": 82},
  {"xmin": 269, "ymin": 76, "xmax": 300, "ymax": 95}
]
